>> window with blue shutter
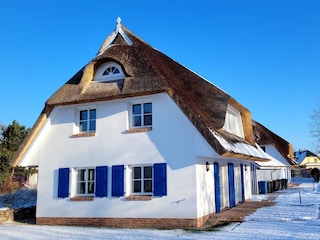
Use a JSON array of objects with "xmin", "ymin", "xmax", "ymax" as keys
[
  {"xmin": 58, "ymin": 168, "xmax": 70, "ymax": 198},
  {"xmin": 112, "ymin": 165, "xmax": 124, "ymax": 197},
  {"xmin": 153, "ymin": 163, "xmax": 167, "ymax": 197},
  {"xmin": 95, "ymin": 166, "xmax": 108, "ymax": 197}
]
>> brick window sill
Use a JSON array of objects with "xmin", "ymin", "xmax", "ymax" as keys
[
  {"xmin": 126, "ymin": 127, "xmax": 152, "ymax": 134},
  {"xmin": 70, "ymin": 196, "xmax": 94, "ymax": 201},
  {"xmin": 72, "ymin": 132, "xmax": 96, "ymax": 138},
  {"xmin": 126, "ymin": 195, "xmax": 152, "ymax": 201}
]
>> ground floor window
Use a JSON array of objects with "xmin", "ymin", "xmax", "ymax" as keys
[
  {"xmin": 76, "ymin": 168, "xmax": 95, "ymax": 195},
  {"xmin": 132, "ymin": 166, "xmax": 153, "ymax": 194}
]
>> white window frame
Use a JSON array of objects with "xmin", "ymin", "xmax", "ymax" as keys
[
  {"xmin": 93, "ymin": 62, "xmax": 125, "ymax": 82},
  {"xmin": 222, "ymin": 105, "xmax": 245, "ymax": 138},
  {"xmin": 78, "ymin": 108, "xmax": 96, "ymax": 133},
  {"xmin": 74, "ymin": 167, "xmax": 95, "ymax": 196},
  {"xmin": 130, "ymin": 102, "xmax": 152, "ymax": 129},
  {"xmin": 130, "ymin": 165, "xmax": 153, "ymax": 195}
]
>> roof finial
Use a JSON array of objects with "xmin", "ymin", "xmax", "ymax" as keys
[{"xmin": 116, "ymin": 17, "xmax": 121, "ymax": 26}]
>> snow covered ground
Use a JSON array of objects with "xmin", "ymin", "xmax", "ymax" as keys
[{"xmin": 0, "ymin": 179, "xmax": 319, "ymax": 240}]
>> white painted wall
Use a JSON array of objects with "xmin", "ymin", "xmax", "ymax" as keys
[{"xmin": 21, "ymin": 93, "xmax": 234, "ymax": 220}]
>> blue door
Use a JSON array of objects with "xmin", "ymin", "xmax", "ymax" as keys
[
  {"xmin": 228, "ymin": 163, "xmax": 236, "ymax": 208},
  {"xmin": 214, "ymin": 162, "xmax": 221, "ymax": 213},
  {"xmin": 240, "ymin": 164, "xmax": 245, "ymax": 203}
]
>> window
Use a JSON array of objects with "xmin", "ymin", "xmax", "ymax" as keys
[
  {"xmin": 93, "ymin": 62, "xmax": 125, "ymax": 82},
  {"xmin": 132, "ymin": 103, "xmax": 152, "ymax": 128},
  {"xmin": 79, "ymin": 109, "xmax": 96, "ymax": 132},
  {"xmin": 132, "ymin": 166, "xmax": 153, "ymax": 194},
  {"xmin": 222, "ymin": 105, "xmax": 244, "ymax": 138},
  {"xmin": 76, "ymin": 168, "xmax": 95, "ymax": 196}
]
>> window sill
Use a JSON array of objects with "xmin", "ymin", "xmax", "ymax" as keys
[
  {"xmin": 72, "ymin": 132, "xmax": 96, "ymax": 138},
  {"xmin": 126, "ymin": 127, "xmax": 152, "ymax": 134},
  {"xmin": 70, "ymin": 196, "xmax": 94, "ymax": 201},
  {"xmin": 126, "ymin": 195, "xmax": 152, "ymax": 201}
]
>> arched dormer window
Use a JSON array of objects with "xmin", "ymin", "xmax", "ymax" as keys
[{"xmin": 93, "ymin": 62, "xmax": 125, "ymax": 82}]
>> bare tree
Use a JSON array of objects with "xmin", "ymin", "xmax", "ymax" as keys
[{"xmin": 310, "ymin": 99, "xmax": 320, "ymax": 154}]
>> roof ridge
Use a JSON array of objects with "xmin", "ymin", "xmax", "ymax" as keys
[{"xmin": 97, "ymin": 17, "xmax": 133, "ymax": 55}]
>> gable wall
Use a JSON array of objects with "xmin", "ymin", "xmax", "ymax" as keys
[{"xmin": 22, "ymin": 93, "xmax": 222, "ymax": 220}]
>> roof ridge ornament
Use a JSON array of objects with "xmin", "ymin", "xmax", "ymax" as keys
[{"xmin": 98, "ymin": 17, "xmax": 133, "ymax": 54}]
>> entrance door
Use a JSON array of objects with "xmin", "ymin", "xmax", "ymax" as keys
[
  {"xmin": 214, "ymin": 162, "xmax": 221, "ymax": 213},
  {"xmin": 228, "ymin": 163, "xmax": 236, "ymax": 208}
]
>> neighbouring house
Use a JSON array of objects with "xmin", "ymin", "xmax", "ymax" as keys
[
  {"xmin": 294, "ymin": 150, "xmax": 320, "ymax": 168},
  {"xmin": 12, "ymin": 18, "xmax": 273, "ymax": 229},
  {"xmin": 251, "ymin": 121, "xmax": 297, "ymax": 193}
]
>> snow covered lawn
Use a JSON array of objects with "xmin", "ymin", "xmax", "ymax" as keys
[{"xmin": 0, "ymin": 180, "xmax": 319, "ymax": 239}]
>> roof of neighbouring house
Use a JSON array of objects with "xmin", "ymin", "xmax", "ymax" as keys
[
  {"xmin": 294, "ymin": 150, "xmax": 319, "ymax": 164},
  {"xmin": 253, "ymin": 120, "xmax": 297, "ymax": 165},
  {"xmin": 12, "ymin": 18, "xmax": 273, "ymax": 167}
]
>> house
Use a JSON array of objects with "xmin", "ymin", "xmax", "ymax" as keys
[
  {"xmin": 12, "ymin": 18, "xmax": 273, "ymax": 229},
  {"xmin": 294, "ymin": 150, "xmax": 320, "ymax": 167},
  {"xmin": 251, "ymin": 121, "xmax": 296, "ymax": 193}
]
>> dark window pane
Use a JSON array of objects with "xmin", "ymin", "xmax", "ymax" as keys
[
  {"xmin": 88, "ymin": 169, "xmax": 95, "ymax": 180},
  {"xmin": 90, "ymin": 109, "xmax": 96, "ymax": 119},
  {"xmin": 79, "ymin": 170, "xmax": 86, "ymax": 181},
  {"xmin": 133, "ymin": 167, "xmax": 141, "ymax": 179},
  {"xmin": 133, "ymin": 116, "xmax": 141, "ymax": 127},
  {"xmin": 114, "ymin": 68, "xmax": 120, "ymax": 74},
  {"xmin": 144, "ymin": 166, "xmax": 152, "ymax": 178},
  {"xmin": 88, "ymin": 182, "xmax": 94, "ymax": 193},
  {"xmin": 80, "ymin": 110, "xmax": 88, "ymax": 121},
  {"xmin": 144, "ymin": 115, "xmax": 152, "ymax": 126},
  {"xmin": 89, "ymin": 120, "xmax": 96, "ymax": 131},
  {"xmin": 133, "ymin": 180, "xmax": 141, "ymax": 192},
  {"xmin": 80, "ymin": 122, "xmax": 87, "ymax": 132},
  {"xmin": 144, "ymin": 180, "xmax": 152, "ymax": 192},
  {"xmin": 132, "ymin": 104, "xmax": 141, "ymax": 115},
  {"xmin": 143, "ymin": 103, "xmax": 152, "ymax": 114},
  {"xmin": 79, "ymin": 182, "xmax": 85, "ymax": 194}
]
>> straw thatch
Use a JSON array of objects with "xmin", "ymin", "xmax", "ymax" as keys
[
  {"xmin": 13, "ymin": 22, "xmax": 270, "ymax": 166},
  {"xmin": 253, "ymin": 120, "xmax": 296, "ymax": 165}
]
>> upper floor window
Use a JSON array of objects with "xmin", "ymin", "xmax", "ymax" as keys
[
  {"xmin": 93, "ymin": 62, "xmax": 125, "ymax": 82},
  {"xmin": 80, "ymin": 109, "xmax": 96, "ymax": 132},
  {"xmin": 131, "ymin": 102, "xmax": 152, "ymax": 128},
  {"xmin": 222, "ymin": 105, "xmax": 244, "ymax": 138}
]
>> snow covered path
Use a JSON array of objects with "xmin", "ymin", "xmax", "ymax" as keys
[{"xmin": 0, "ymin": 182, "xmax": 319, "ymax": 240}]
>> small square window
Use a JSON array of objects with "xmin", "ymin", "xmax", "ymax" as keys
[
  {"xmin": 79, "ymin": 109, "xmax": 96, "ymax": 132},
  {"xmin": 131, "ymin": 103, "xmax": 152, "ymax": 128}
]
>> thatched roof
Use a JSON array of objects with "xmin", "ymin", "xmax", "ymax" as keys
[
  {"xmin": 253, "ymin": 120, "xmax": 297, "ymax": 165},
  {"xmin": 12, "ymin": 19, "xmax": 272, "ymax": 166}
]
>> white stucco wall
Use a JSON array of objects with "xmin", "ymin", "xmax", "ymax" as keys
[{"xmin": 20, "ymin": 93, "xmax": 230, "ymax": 219}]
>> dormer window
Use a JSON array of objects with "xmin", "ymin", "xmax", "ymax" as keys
[
  {"xmin": 93, "ymin": 62, "xmax": 125, "ymax": 82},
  {"xmin": 223, "ymin": 105, "xmax": 244, "ymax": 138}
]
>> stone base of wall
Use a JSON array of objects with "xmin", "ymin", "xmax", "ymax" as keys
[
  {"xmin": 37, "ymin": 214, "xmax": 212, "ymax": 229},
  {"xmin": 0, "ymin": 208, "xmax": 14, "ymax": 224}
]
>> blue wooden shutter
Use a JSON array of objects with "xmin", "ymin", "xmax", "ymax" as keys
[
  {"xmin": 95, "ymin": 166, "xmax": 108, "ymax": 197},
  {"xmin": 58, "ymin": 168, "xmax": 69, "ymax": 198},
  {"xmin": 153, "ymin": 163, "xmax": 167, "ymax": 196},
  {"xmin": 228, "ymin": 163, "xmax": 236, "ymax": 208},
  {"xmin": 214, "ymin": 162, "xmax": 221, "ymax": 213},
  {"xmin": 112, "ymin": 165, "xmax": 124, "ymax": 197}
]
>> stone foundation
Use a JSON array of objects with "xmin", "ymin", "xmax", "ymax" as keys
[
  {"xmin": 0, "ymin": 208, "xmax": 14, "ymax": 224},
  {"xmin": 37, "ymin": 214, "xmax": 211, "ymax": 229}
]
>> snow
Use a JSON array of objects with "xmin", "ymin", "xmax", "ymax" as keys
[
  {"xmin": 1, "ymin": 179, "xmax": 320, "ymax": 239},
  {"xmin": 210, "ymin": 129, "xmax": 274, "ymax": 161}
]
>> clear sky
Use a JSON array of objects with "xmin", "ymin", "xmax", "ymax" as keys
[{"xmin": 1, "ymin": 0, "xmax": 319, "ymax": 152}]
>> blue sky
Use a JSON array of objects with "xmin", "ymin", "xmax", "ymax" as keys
[{"xmin": 1, "ymin": 0, "xmax": 319, "ymax": 152}]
